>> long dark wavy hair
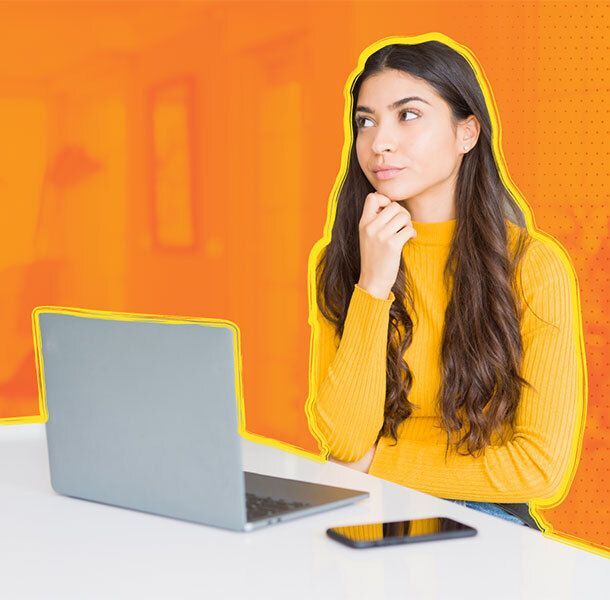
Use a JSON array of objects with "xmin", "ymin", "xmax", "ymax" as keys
[{"xmin": 316, "ymin": 41, "xmax": 536, "ymax": 460}]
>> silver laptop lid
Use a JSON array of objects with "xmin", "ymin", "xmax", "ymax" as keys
[{"xmin": 34, "ymin": 309, "xmax": 248, "ymax": 531}]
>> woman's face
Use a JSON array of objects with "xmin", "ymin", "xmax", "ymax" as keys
[{"xmin": 355, "ymin": 69, "xmax": 476, "ymax": 205}]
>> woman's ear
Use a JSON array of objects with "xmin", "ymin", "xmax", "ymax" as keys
[{"xmin": 459, "ymin": 115, "xmax": 481, "ymax": 152}]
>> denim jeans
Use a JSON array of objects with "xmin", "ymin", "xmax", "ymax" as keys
[{"xmin": 445, "ymin": 499, "xmax": 529, "ymax": 527}]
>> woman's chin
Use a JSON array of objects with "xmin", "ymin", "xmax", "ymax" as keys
[{"xmin": 374, "ymin": 185, "xmax": 412, "ymax": 202}]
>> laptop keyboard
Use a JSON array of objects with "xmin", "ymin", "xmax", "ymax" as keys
[{"xmin": 246, "ymin": 492, "xmax": 311, "ymax": 521}]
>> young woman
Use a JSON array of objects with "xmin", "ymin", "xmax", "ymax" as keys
[{"xmin": 309, "ymin": 41, "xmax": 584, "ymax": 531}]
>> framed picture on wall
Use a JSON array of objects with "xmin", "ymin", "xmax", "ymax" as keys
[{"xmin": 148, "ymin": 76, "xmax": 198, "ymax": 251}]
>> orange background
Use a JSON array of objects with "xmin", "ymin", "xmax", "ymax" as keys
[{"xmin": 0, "ymin": 1, "xmax": 607, "ymax": 552}]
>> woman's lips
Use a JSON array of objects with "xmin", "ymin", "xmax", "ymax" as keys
[{"xmin": 374, "ymin": 168, "xmax": 404, "ymax": 180}]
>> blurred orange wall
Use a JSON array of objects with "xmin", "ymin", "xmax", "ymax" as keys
[{"xmin": 0, "ymin": 1, "xmax": 607, "ymax": 551}]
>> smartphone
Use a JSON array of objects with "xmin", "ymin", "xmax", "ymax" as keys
[{"xmin": 327, "ymin": 517, "xmax": 477, "ymax": 549}]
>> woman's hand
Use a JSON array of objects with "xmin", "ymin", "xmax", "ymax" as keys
[
  {"xmin": 328, "ymin": 444, "xmax": 377, "ymax": 473},
  {"xmin": 358, "ymin": 192, "xmax": 417, "ymax": 300}
]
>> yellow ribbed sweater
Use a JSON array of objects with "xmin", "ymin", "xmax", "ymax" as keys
[{"xmin": 309, "ymin": 218, "xmax": 585, "ymax": 503}]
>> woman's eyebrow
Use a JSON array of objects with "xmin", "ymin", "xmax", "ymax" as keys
[{"xmin": 355, "ymin": 96, "xmax": 432, "ymax": 114}]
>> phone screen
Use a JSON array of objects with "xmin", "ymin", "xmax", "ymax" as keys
[{"xmin": 327, "ymin": 517, "xmax": 477, "ymax": 548}]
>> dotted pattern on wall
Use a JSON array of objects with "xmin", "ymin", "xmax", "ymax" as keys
[
  {"xmin": 337, "ymin": 1, "xmax": 610, "ymax": 553},
  {"xmin": 514, "ymin": 1, "xmax": 609, "ymax": 554}
]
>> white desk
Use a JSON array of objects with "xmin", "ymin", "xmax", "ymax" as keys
[{"xmin": 1, "ymin": 424, "xmax": 607, "ymax": 599}]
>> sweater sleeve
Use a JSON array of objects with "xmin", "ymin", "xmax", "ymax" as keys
[
  {"xmin": 307, "ymin": 283, "xmax": 395, "ymax": 462},
  {"xmin": 369, "ymin": 239, "xmax": 586, "ymax": 502}
]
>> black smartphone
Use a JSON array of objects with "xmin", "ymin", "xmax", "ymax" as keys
[{"xmin": 327, "ymin": 517, "xmax": 477, "ymax": 549}]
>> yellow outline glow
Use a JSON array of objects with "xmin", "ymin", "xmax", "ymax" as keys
[
  {"xmin": 27, "ymin": 304, "xmax": 312, "ymax": 458},
  {"xmin": 302, "ymin": 32, "xmax": 596, "ymax": 557},
  {"xmin": 1, "ymin": 30, "xmax": 600, "ymax": 558}
]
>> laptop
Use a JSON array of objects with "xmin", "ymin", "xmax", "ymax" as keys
[{"xmin": 32, "ymin": 307, "xmax": 369, "ymax": 532}]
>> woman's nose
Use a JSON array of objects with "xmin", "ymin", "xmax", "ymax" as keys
[{"xmin": 370, "ymin": 126, "xmax": 398, "ymax": 154}]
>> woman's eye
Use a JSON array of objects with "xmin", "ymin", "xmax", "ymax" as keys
[
  {"xmin": 356, "ymin": 109, "xmax": 419, "ymax": 129},
  {"xmin": 401, "ymin": 109, "xmax": 419, "ymax": 121},
  {"xmin": 356, "ymin": 116, "xmax": 373, "ymax": 128}
]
